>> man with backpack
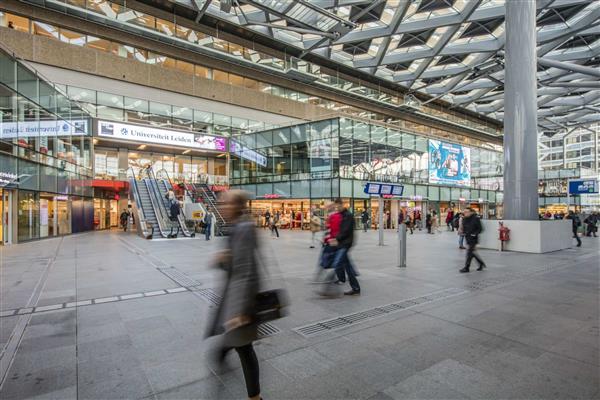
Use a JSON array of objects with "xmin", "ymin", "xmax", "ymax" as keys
[
  {"xmin": 204, "ymin": 212, "xmax": 213, "ymax": 241},
  {"xmin": 168, "ymin": 198, "xmax": 180, "ymax": 238},
  {"xmin": 565, "ymin": 210, "xmax": 582, "ymax": 247}
]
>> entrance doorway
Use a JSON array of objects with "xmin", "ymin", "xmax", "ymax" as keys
[{"xmin": 1, "ymin": 189, "xmax": 13, "ymax": 245}]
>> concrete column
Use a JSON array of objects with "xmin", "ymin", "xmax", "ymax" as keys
[{"xmin": 503, "ymin": 0, "xmax": 539, "ymax": 220}]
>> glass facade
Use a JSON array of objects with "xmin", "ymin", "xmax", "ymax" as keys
[
  {"xmin": 0, "ymin": 47, "xmax": 94, "ymax": 242},
  {"xmin": 231, "ymin": 118, "xmax": 503, "ymax": 207},
  {"xmin": 0, "ymin": 9, "xmax": 502, "ymax": 138}
]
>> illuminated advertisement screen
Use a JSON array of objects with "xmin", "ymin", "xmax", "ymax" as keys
[{"xmin": 428, "ymin": 139, "xmax": 471, "ymax": 186}]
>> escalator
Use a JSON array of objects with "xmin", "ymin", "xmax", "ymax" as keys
[
  {"xmin": 155, "ymin": 177, "xmax": 193, "ymax": 237},
  {"xmin": 128, "ymin": 168, "xmax": 183, "ymax": 238},
  {"xmin": 193, "ymin": 183, "xmax": 230, "ymax": 236}
]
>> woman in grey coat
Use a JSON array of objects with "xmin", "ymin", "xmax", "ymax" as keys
[{"xmin": 207, "ymin": 190, "xmax": 262, "ymax": 400}]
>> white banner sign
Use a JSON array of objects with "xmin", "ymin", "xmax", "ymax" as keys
[
  {"xmin": 0, "ymin": 120, "xmax": 89, "ymax": 139},
  {"xmin": 97, "ymin": 121, "xmax": 227, "ymax": 151}
]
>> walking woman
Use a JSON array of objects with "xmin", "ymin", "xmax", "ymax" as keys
[{"xmin": 207, "ymin": 190, "xmax": 262, "ymax": 400}]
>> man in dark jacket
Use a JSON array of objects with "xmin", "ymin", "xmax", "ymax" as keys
[
  {"xmin": 169, "ymin": 199, "xmax": 180, "ymax": 238},
  {"xmin": 565, "ymin": 210, "xmax": 582, "ymax": 247},
  {"xmin": 361, "ymin": 210, "xmax": 370, "ymax": 232},
  {"xmin": 330, "ymin": 198, "xmax": 361, "ymax": 295},
  {"xmin": 459, "ymin": 208, "xmax": 486, "ymax": 273}
]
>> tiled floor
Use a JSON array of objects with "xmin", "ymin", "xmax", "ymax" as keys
[{"xmin": 0, "ymin": 228, "xmax": 598, "ymax": 399}]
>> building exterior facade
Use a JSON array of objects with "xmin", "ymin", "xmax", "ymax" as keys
[{"xmin": 539, "ymin": 124, "xmax": 600, "ymax": 173}]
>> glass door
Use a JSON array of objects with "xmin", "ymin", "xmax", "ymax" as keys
[{"xmin": 2, "ymin": 190, "xmax": 13, "ymax": 244}]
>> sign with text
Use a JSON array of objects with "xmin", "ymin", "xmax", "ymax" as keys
[
  {"xmin": 568, "ymin": 179, "xmax": 598, "ymax": 195},
  {"xmin": 1, "ymin": 119, "xmax": 89, "ymax": 139},
  {"xmin": 363, "ymin": 182, "xmax": 404, "ymax": 197},
  {"xmin": 97, "ymin": 121, "xmax": 226, "ymax": 151}
]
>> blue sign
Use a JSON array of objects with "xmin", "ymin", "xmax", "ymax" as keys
[
  {"xmin": 568, "ymin": 179, "xmax": 598, "ymax": 195},
  {"xmin": 428, "ymin": 139, "xmax": 471, "ymax": 186},
  {"xmin": 364, "ymin": 182, "xmax": 404, "ymax": 197}
]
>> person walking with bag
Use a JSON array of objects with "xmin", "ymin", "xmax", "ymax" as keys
[
  {"xmin": 207, "ymin": 190, "xmax": 263, "ymax": 400},
  {"xmin": 329, "ymin": 198, "xmax": 360, "ymax": 296},
  {"xmin": 460, "ymin": 208, "xmax": 486, "ymax": 273}
]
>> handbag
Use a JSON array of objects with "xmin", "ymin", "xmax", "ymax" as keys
[
  {"xmin": 319, "ymin": 244, "xmax": 336, "ymax": 269},
  {"xmin": 254, "ymin": 244, "xmax": 289, "ymax": 324},
  {"xmin": 255, "ymin": 289, "xmax": 288, "ymax": 324}
]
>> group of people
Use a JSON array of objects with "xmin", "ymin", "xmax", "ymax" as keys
[
  {"xmin": 263, "ymin": 210, "xmax": 280, "ymax": 238},
  {"xmin": 564, "ymin": 210, "xmax": 599, "ymax": 247}
]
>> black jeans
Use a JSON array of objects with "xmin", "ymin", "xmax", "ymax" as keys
[
  {"xmin": 573, "ymin": 230, "xmax": 582, "ymax": 246},
  {"xmin": 235, "ymin": 343, "xmax": 260, "ymax": 398},
  {"xmin": 271, "ymin": 225, "xmax": 279, "ymax": 237},
  {"xmin": 465, "ymin": 241, "xmax": 485, "ymax": 269}
]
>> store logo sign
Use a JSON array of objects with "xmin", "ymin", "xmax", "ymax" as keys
[
  {"xmin": 97, "ymin": 121, "xmax": 227, "ymax": 151},
  {"xmin": 0, "ymin": 172, "xmax": 19, "ymax": 187},
  {"xmin": 0, "ymin": 120, "xmax": 89, "ymax": 138}
]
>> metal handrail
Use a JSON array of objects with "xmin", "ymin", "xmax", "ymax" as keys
[
  {"xmin": 127, "ymin": 167, "xmax": 154, "ymax": 238},
  {"xmin": 141, "ymin": 167, "xmax": 174, "ymax": 237},
  {"xmin": 149, "ymin": 168, "xmax": 190, "ymax": 237},
  {"xmin": 198, "ymin": 183, "xmax": 226, "ymax": 226}
]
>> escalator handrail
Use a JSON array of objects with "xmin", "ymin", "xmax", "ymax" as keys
[
  {"xmin": 141, "ymin": 168, "xmax": 172, "ymax": 237},
  {"xmin": 150, "ymin": 168, "xmax": 192, "ymax": 237},
  {"xmin": 197, "ymin": 183, "xmax": 226, "ymax": 225},
  {"xmin": 126, "ymin": 167, "xmax": 152, "ymax": 238}
]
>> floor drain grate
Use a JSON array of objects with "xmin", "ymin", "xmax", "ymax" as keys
[
  {"xmin": 258, "ymin": 323, "xmax": 281, "ymax": 338},
  {"xmin": 158, "ymin": 267, "xmax": 203, "ymax": 288},
  {"xmin": 194, "ymin": 288, "xmax": 222, "ymax": 305},
  {"xmin": 293, "ymin": 287, "xmax": 468, "ymax": 338}
]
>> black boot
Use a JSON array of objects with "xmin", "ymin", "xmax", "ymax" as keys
[
  {"xmin": 459, "ymin": 267, "xmax": 470, "ymax": 273},
  {"xmin": 477, "ymin": 263, "xmax": 486, "ymax": 271}
]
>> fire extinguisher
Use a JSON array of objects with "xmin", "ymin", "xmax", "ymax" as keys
[{"xmin": 498, "ymin": 222, "xmax": 510, "ymax": 251}]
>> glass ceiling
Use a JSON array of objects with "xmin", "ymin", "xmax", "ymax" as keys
[{"xmin": 168, "ymin": 0, "xmax": 600, "ymax": 132}]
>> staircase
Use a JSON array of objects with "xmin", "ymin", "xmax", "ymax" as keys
[{"xmin": 193, "ymin": 183, "xmax": 230, "ymax": 235}]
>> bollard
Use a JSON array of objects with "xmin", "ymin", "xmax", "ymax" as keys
[{"xmin": 398, "ymin": 223, "xmax": 407, "ymax": 268}]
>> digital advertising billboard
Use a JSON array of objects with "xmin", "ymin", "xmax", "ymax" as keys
[{"xmin": 428, "ymin": 139, "xmax": 471, "ymax": 186}]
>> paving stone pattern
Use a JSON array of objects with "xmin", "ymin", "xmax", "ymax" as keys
[{"xmin": 0, "ymin": 228, "xmax": 598, "ymax": 399}]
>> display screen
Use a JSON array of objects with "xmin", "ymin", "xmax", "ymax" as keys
[
  {"xmin": 428, "ymin": 139, "xmax": 471, "ymax": 186},
  {"xmin": 392, "ymin": 185, "xmax": 404, "ymax": 196},
  {"xmin": 367, "ymin": 183, "xmax": 381, "ymax": 194},
  {"xmin": 380, "ymin": 185, "xmax": 392, "ymax": 195}
]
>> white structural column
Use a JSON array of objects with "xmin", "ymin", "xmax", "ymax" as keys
[{"xmin": 503, "ymin": 0, "xmax": 539, "ymax": 220}]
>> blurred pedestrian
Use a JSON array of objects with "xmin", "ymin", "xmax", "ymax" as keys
[
  {"xmin": 204, "ymin": 212, "xmax": 213, "ymax": 241},
  {"xmin": 310, "ymin": 212, "xmax": 321, "ymax": 248},
  {"xmin": 457, "ymin": 212, "xmax": 466, "ymax": 249},
  {"xmin": 327, "ymin": 198, "xmax": 360, "ymax": 296},
  {"xmin": 565, "ymin": 210, "xmax": 582, "ymax": 247},
  {"xmin": 460, "ymin": 207, "xmax": 486, "ymax": 273},
  {"xmin": 207, "ymin": 190, "xmax": 262, "ymax": 400},
  {"xmin": 446, "ymin": 208, "xmax": 455, "ymax": 231},
  {"xmin": 361, "ymin": 209, "xmax": 370, "ymax": 232}
]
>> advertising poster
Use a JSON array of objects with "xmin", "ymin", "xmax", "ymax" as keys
[{"xmin": 428, "ymin": 139, "xmax": 471, "ymax": 186}]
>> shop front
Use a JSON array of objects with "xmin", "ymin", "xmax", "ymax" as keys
[
  {"xmin": 93, "ymin": 120, "xmax": 228, "ymax": 185},
  {"xmin": 231, "ymin": 118, "xmax": 504, "ymax": 226}
]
